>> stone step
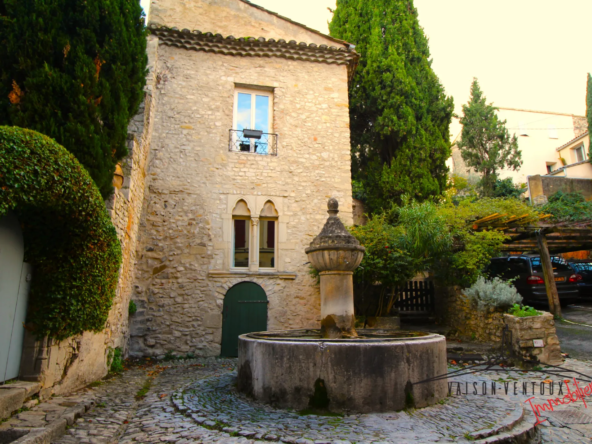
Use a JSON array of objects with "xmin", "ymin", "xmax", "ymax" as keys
[
  {"xmin": 472, "ymin": 405, "xmax": 541, "ymax": 444},
  {"xmin": 0, "ymin": 381, "xmax": 41, "ymax": 420}
]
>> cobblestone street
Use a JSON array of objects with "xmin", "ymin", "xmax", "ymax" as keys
[{"xmin": 33, "ymin": 357, "xmax": 589, "ymax": 444}]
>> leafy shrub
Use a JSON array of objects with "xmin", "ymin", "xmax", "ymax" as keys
[
  {"xmin": 463, "ymin": 276, "xmax": 522, "ymax": 311},
  {"xmin": 434, "ymin": 197, "xmax": 540, "ymax": 287},
  {"xmin": 0, "ymin": 127, "xmax": 121, "ymax": 339},
  {"xmin": 541, "ymin": 191, "xmax": 592, "ymax": 222},
  {"xmin": 508, "ymin": 304, "xmax": 541, "ymax": 317},
  {"xmin": 350, "ymin": 214, "xmax": 418, "ymax": 316},
  {"xmin": 493, "ymin": 178, "xmax": 526, "ymax": 198}
]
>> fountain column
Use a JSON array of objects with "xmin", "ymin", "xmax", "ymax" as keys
[{"xmin": 305, "ymin": 198, "xmax": 365, "ymax": 338}]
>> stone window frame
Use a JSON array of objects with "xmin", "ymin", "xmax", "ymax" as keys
[{"xmin": 227, "ymin": 196, "xmax": 284, "ymax": 273}]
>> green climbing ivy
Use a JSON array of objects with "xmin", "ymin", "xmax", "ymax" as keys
[{"xmin": 0, "ymin": 126, "xmax": 121, "ymax": 339}]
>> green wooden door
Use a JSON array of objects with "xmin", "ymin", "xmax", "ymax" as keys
[{"xmin": 220, "ymin": 282, "xmax": 268, "ymax": 357}]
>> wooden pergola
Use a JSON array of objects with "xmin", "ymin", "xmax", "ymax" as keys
[{"xmin": 472, "ymin": 213, "xmax": 592, "ymax": 317}]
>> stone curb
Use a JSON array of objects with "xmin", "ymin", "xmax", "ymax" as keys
[
  {"xmin": 474, "ymin": 412, "xmax": 541, "ymax": 444},
  {"xmin": 172, "ymin": 374, "xmax": 541, "ymax": 444},
  {"xmin": 470, "ymin": 404, "xmax": 524, "ymax": 439},
  {"xmin": 8, "ymin": 401, "xmax": 92, "ymax": 444}
]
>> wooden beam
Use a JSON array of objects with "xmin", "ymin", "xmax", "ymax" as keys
[
  {"xmin": 473, "ymin": 213, "xmax": 501, "ymax": 225},
  {"xmin": 504, "ymin": 227, "xmax": 556, "ymax": 243},
  {"xmin": 536, "ymin": 232, "xmax": 562, "ymax": 318}
]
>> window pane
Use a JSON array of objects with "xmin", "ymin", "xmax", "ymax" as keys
[
  {"xmin": 255, "ymin": 95, "xmax": 269, "ymax": 132},
  {"xmin": 233, "ymin": 219, "xmax": 249, "ymax": 267},
  {"xmin": 576, "ymin": 147, "xmax": 584, "ymax": 162},
  {"xmin": 236, "ymin": 93, "xmax": 252, "ymax": 130},
  {"xmin": 259, "ymin": 219, "xmax": 275, "ymax": 268},
  {"xmin": 255, "ymin": 95, "xmax": 270, "ymax": 154},
  {"xmin": 531, "ymin": 256, "xmax": 570, "ymax": 272}
]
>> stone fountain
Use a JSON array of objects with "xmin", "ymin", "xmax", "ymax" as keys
[{"xmin": 237, "ymin": 199, "xmax": 447, "ymax": 413}]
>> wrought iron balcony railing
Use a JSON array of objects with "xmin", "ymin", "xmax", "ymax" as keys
[{"xmin": 229, "ymin": 129, "xmax": 278, "ymax": 156}]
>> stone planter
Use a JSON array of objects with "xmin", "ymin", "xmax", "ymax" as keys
[
  {"xmin": 503, "ymin": 312, "xmax": 562, "ymax": 365},
  {"xmin": 366, "ymin": 316, "xmax": 401, "ymax": 330}
]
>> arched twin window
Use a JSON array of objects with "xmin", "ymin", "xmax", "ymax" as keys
[{"xmin": 232, "ymin": 200, "xmax": 278, "ymax": 270}]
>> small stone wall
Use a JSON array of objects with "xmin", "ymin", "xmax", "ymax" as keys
[
  {"xmin": 529, "ymin": 174, "xmax": 592, "ymax": 205},
  {"xmin": 436, "ymin": 285, "xmax": 563, "ymax": 366},
  {"xmin": 436, "ymin": 286, "xmax": 505, "ymax": 344},
  {"xmin": 504, "ymin": 313, "xmax": 562, "ymax": 365}
]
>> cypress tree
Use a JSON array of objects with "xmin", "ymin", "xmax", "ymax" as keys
[
  {"xmin": 457, "ymin": 79, "xmax": 521, "ymax": 197},
  {"xmin": 587, "ymin": 73, "xmax": 592, "ymax": 161},
  {"xmin": 0, "ymin": 0, "xmax": 147, "ymax": 198},
  {"xmin": 329, "ymin": 0, "xmax": 454, "ymax": 213}
]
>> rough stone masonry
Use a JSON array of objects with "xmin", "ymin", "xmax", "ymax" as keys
[{"xmin": 128, "ymin": 0, "xmax": 358, "ymax": 358}]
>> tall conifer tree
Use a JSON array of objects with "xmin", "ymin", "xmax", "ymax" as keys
[
  {"xmin": 457, "ymin": 79, "xmax": 521, "ymax": 197},
  {"xmin": 329, "ymin": 0, "xmax": 454, "ymax": 213},
  {"xmin": 0, "ymin": 0, "xmax": 147, "ymax": 197}
]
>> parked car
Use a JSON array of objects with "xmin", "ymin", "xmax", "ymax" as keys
[
  {"xmin": 485, "ymin": 255, "xmax": 580, "ymax": 307},
  {"xmin": 567, "ymin": 260, "xmax": 592, "ymax": 298}
]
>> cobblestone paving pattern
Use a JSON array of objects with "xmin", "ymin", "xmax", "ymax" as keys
[
  {"xmin": 445, "ymin": 359, "xmax": 592, "ymax": 444},
  {"xmin": 176, "ymin": 372, "xmax": 522, "ymax": 443},
  {"xmin": 51, "ymin": 357, "xmax": 592, "ymax": 444}
]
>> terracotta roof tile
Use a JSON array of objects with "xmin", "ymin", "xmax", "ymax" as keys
[
  {"xmin": 555, "ymin": 131, "xmax": 589, "ymax": 152},
  {"xmin": 149, "ymin": 24, "xmax": 359, "ymax": 78}
]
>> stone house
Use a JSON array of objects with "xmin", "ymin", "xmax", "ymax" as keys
[
  {"xmin": 127, "ymin": 0, "xmax": 359, "ymax": 358},
  {"xmin": 0, "ymin": 0, "xmax": 357, "ymax": 399}
]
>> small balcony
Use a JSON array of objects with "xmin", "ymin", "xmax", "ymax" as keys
[{"xmin": 229, "ymin": 129, "xmax": 278, "ymax": 156}]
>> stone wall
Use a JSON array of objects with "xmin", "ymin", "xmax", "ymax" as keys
[
  {"xmin": 529, "ymin": 174, "xmax": 592, "ymax": 205},
  {"xmin": 573, "ymin": 116, "xmax": 588, "ymax": 137},
  {"xmin": 504, "ymin": 313, "xmax": 562, "ymax": 365},
  {"xmin": 149, "ymin": 0, "xmax": 341, "ymax": 47},
  {"xmin": 436, "ymin": 286, "xmax": 505, "ymax": 344},
  {"xmin": 128, "ymin": 38, "xmax": 353, "ymax": 358},
  {"xmin": 436, "ymin": 286, "xmax": 563, "ymax": 365},
  {"xmin": 18, "ymin": 37, "xmax": 159, "ymax": 397}
]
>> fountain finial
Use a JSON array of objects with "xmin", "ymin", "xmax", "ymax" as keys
[{"xmin": 327, "ymin": 197, "xmax": 339, "ymax": 216}]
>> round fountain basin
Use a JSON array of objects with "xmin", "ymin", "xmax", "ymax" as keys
[{"xmin": 237, "ymin": 329, "xmax": 448, "ymax": 413}]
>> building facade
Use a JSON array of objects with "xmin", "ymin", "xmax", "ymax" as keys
[
  {"xmin": 128, "ymin": 0, "xmax": 358, "ymax": 357},
  {"xmin": 549, "ymin": 132, "xmax": 592, "ymax": 179},
  {"xmin": 449, "ymin": 108, "xmax": 587, "ymax": 187}
]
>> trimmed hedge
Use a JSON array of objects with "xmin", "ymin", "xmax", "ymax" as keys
[{"xmin": 0, "ymin": 126, "xmax": 121, "ymax": 339}]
